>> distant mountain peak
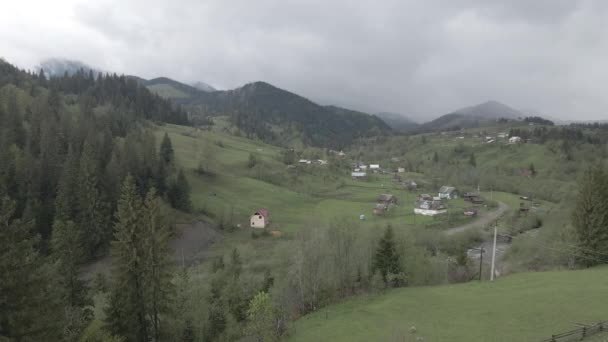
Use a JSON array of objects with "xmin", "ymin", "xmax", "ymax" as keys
[
  {"xmin": 191, "ymin": 81, "xmax": 216, "ymax": 92},
  {"xmin": 454, "ymin": 100, "xmax": 522, "ymax": 119}
]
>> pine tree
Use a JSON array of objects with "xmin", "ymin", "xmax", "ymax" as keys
[
  {"xmin": 168, "ymin": 169, "xmax": 192, "ymax": 212},
  {"xmin": 105, "ymin": 175, "xmax": 149, "ymax": 342},
  {"xmin": 0, "ymin": 197, "xmax": 61, "ymax": 341},
  {"xmin": 433, "ymin": 151, "xmax": 439, "ymax": 163},
  {"xmin": 159, "ymin": 132, "xmax": 174, "ymax": 166},
  {"xmin": 78, "ymin": 139, "xmax": 109, "ymax": 258},
  {"xmin": 372, "ymin": 226, "xmax": 402, "ymax": 285},
  {"xmin": 142, "ymin": 189, "xmax": 173, "ymax": 341},
  {"xmin": 469, "ymin": 153, "xmax": 477, "ymax": 167},
  {"xmin": 572, "ymin": 164, "xmax": 608, "ymax": 267},
  {"xmin": 55, "ymin": 146, "xmax": 79, "ymax": 221},
  {"xmin": 248, "ymin": 153, "xmax": 258, "ymax": 168},
  {"xmin": 51, "ymin": 220, "xmax": 91, "ymax": 308}
]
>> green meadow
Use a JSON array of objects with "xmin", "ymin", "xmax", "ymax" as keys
[{"xmin": 289, "ymin": 267, "xmax": 608, "ymax": 342}]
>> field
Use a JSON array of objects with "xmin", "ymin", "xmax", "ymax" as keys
[
  {"xmin": 289, "ymin": 267, "xmax": 608, "ymax": 342},
  {"xmin": 154, "ymin": 123, "xmax": 506, "ymax": 234}
]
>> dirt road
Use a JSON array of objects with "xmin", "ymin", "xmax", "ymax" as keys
[{"xmin": 445, "ymin": 201, "xmax": 509, "ymax": 236}]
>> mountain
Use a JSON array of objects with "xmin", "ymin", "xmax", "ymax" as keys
[
  {"xmin": 174, "ymin": 81, "xmax": 392, "ymax": 148},
  {"xmin": 144, "ymin": 77, "xmax": 202, "ymax": 99},
  {"xmin": 418, "ymin": 101, "xmax": 524, "ymax": 132},
  {"xmin": 38, "ymin": 58, "xmax": 103, "ymax": 78},
  {"xmin": 453, "ymin": 100, "xmax": 522, "ymax": 119},
  {"xmin": 376, "ymin": 112, "xmax": 420, "ymax": 132},
  {"xmin": 191, "ymin": 81, "xmax": 216, "ymax": 92}
]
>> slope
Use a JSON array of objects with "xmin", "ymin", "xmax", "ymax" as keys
[
  {"xmin": 175, "ymin": 81, "xmax": 392, "ymax": 148},
  {"xmin": 376, "ymin": 112, "xmax": 420, "ymax": 132},
  {"xmin": 290, "ymin": 267, "xmax": 608, "ymax": 342}
]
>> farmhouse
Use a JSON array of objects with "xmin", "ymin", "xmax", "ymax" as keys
[
  {"xmin": 298, "ymin": 159, "xmax": 311, "ymax": 164},
  {"xmin": 438, "ymin": 186, "xmax": 459, "ymax": 199},
  {"xmin": 369, "ymin": 164, "xmax": 380, "ymax": 170},
  {"xmin": 463, "ymin": 191, "xmax": 484, "ymax": 204},
  {"xmin": 373, "ymin": 194, "xmax": 397, "ymax": 215},
  {"xmin": 414, "ymin": 199, "xmax": 447, "ymax": 216},
  {"xmin": 417, "ymin": 193, "xmax": 434, "ymax": 201},
  {"xmin": 377, "ymin": 193, "xmax": 397, "ymax": 205},
  {"xmin": 250, "ymin": 208, "xmax": 269, "ymax": 229},
  {"xmin": 397, "ymin": 167, "xmax": 405, "ymax": 173}
]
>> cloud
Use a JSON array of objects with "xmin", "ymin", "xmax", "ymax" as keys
[{"xmin": 1, "ymin": 0, "xmax": 607, "ymax": 120}]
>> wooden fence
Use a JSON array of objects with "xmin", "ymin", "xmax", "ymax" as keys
[{"xmin": 540, "ymin": 321, "xmax": 607, "ymax": 342}]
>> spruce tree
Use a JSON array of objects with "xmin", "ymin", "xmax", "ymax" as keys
[
  {"xmin": 372, "ymin": 226, "xmax": 402, "ymax": 285},
  {"xmin": 0, "ymin": 197, "xmax": 61, "ymax": 341},
  {"xmin": 105, "ymin": 175, "xmax": 149, "ymax": 342},
  {"xmin": 572, "ymin": 164, "xmax": 608, "ymax": 266},
  {"xmin": 142, "ymin": 189, "xmax": 173, "ymax": 341},
  {"xmin": 469, "ymin": 153, "xmax": 477, "ymax": 167},
  {"xmin": 78, "ymin": 139, "xmax": 109, "ymax": 258},
  {"xmin": 168, "ymin": 169, "xmax": 192, "ymax": 212}
]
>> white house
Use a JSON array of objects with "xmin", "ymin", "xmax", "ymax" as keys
[
  {"xmin": 298, "ymin": 159, "xmax": 311, "ymax": 164},
  {"xmin": 360, "ymin": 165, "xmax": 368, "ymax": 170},
  {"xmin": 438, "ymin": 186, "xmax": 459, "ymax": 199},
  {"xmin": 414, "ymin": 199, "xmax": 447, "ymax": 216},
  {"xmin": 369, "ymin": 164, "xmax": 380, "ymax": 170},
  {"xmin": 509, "ymin": 136, "xmax": 522, "ymax": 144},
  {"xmin": 250, "ymin": 209, "xmax": 269, "ymax": 229},
  {"xmin": 397, "ymin": 167, "xmax": 405, "ymax": 173},
  {"xmin": 351, "ymin": 171, "xmax": 367, "ymax": 179}
]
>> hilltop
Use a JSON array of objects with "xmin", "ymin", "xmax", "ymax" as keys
[{"xmin": 418, "ymin": 100, "xmax": 524, "ymax": 132}]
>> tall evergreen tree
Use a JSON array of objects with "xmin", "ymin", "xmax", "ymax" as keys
[
  {"xmin": 0, "ymin": 197, "xmax": 61, "ymax": 341},
  {"xmin": 469, "ymin": 152, "xmax": 477, "ymax": 167},
  {"xmin": 372, "ymin": 226, "xmax": 402, "ymax": 285},
  {"xmin": 572, "ymin": 164, "xmax": 608, "ymax": 266},
  {"xmin": 142, "ymin": 189, "xmax": 173, "ymax": 341},
  {"xmin": 77, "ymin": 138, "xmax": 109, "ymax": 257},
  {"xmin": 168, "ymin": 169, "xmax": 192, "ymax": 212},
  {"xmin": 105, "ymin": 175, "xmax": 149, "ymax": 342}
]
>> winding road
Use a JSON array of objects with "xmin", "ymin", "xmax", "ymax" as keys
[{"xmin": 445, "ymin": 201, "xmax": 509, "ymax": 236}]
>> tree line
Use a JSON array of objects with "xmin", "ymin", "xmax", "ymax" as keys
[{"xmin": 0, "ymin": 59, "xmax": 192, "ymax": 341}]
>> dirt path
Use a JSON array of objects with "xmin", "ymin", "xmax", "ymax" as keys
[{"xmin": 445, "ymin": 201, "xmax": 509, "ymax": 236}]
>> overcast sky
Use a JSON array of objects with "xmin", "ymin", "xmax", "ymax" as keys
[{"xmin": 2, "ymin": 0, "xmax": 608, "ymax": 121}]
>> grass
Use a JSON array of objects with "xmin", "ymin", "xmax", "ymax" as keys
[
  {"xmin": 154, "ymin": 123, "xmax": 502, "ymax": 234},
  {"xmin": 289, "ymin": 267, "xmax": 608, "ymax": 342}
]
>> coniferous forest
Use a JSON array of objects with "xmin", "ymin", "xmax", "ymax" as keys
[{"xmin": 0, "ymin": 59, "xmax": 191, "ymax": 341}]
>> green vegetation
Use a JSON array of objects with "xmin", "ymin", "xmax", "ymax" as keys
[{"xmin": 290, "ymin": 267, "xmax": 608, "ymax": 342}]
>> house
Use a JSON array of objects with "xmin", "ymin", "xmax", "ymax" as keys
[
  {"xmin": 360, "ymin": 165, "xmax": 368, "ymax": 170},
  {"xmin": 373, "ymin": 194, "xmax": 397, "ymax": 215},
  {"xmin": 338, "ymin": 151, "xmax": 346, "ymax": 157},
  {"xmin": 315, "ymin": 159, "xmax": 327, "ymax": 165},
  {"xmin": 463, "ymin": 192, "xmax": 484, "ymax": 204},
  {"xmin": 377, "ymin": 194, "xmax": 398, "ymax": 205},
  {"xmin": 414, "ymin": 199, "xmax": 447, "ymax": 216},
  {"xmin": 250, "ymin": 209, "xmax": 269, "ymax": 229},
  {"xmin": 369, "ymin": 164, "xmax": 380, "ymax": 170},
  {"xmin": 417, "ymin": 193, "xmax": 434, "ymax": 201},
  {"xmin": 509, "ymin": 136, "xmax": 522, "ymax": 144},
  {"xmin": 438, "ymin": 186, "xmax": 459, "ymax": 199},
  {"xmin": 351, "ymin": 171, "xmax": 367, "ymax": 179},
  {"xmin": 497, "ymin": 132, "xmax": 508, "ymax": 138},
  {"xmin": 405, "ymin": 180, "xmax": 418, "ymax": 191},
  {"xmin": 397, "ymin": 167, "xmax": 405, "ymax": 173},
  {"xmin": 298, "ymin": 159, "xmax": 311, "ymax": 164}
]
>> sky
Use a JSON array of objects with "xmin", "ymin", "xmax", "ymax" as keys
[{"xmin": 1, "ymin": 0, "xmax": 608, "ymax": 122}]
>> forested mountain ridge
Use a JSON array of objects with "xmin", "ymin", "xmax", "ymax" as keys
[
  {"xmin": 376, "ymin": 111, "xmax": 420, "ymax": 132},
  {"xmin": 417, "ymin": 100, "xmax": 525, "ymax": 132},
  {"xmin": 173, "ymin": 81, "xmax": 392, "ymax": 148},
  {"xmin": 0, "ymin": 59, "xmax": 192, "ymax": 341}
]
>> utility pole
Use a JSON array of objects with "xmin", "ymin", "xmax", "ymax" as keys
[
  {"xmin": 490, "ymin": 221, "xmax": 498, "ymax": 281},
  {"xmin": 479, "ymin": 247, "xmax": 484, "ymax": 281}
]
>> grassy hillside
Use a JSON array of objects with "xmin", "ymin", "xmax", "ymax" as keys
[{"xmin": 289, "ymin": 267, "xmax": 608, "ymax": 342}]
